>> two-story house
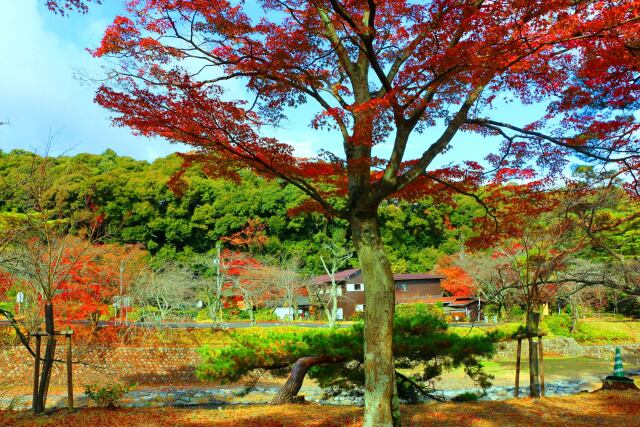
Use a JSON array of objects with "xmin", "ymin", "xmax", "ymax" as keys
[{"xmin": 311, "ymin": 268, "xmax": 446, "ymax": 319}]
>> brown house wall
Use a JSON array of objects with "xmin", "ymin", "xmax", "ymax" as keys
[
  {"xmin": 395, "ymin": 280, "xmax": 442, "ymax": 304},
  {"xmin": 338, "ymin": 284, "xmax": 365, "ymax": 320},
  {"xmin": 337, "ymin": 277, "xmax": 442, "ymax": 319}
]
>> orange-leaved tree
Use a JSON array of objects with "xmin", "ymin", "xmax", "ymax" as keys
[
  {"xmin": 93, "ymin": 1, "xmax": 640, "ymax": 424},
  {"xmin": 53, "ymin": 242, "xmax": 147, "ymax": 332},
  {"xmin": 436, "ymin": 255, "xmax": 475, "ymax": 297}
]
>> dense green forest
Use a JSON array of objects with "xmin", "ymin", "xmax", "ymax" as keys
[{"xmin": 0, "ymin": 149, "xmax": 484, "ymax": 274}]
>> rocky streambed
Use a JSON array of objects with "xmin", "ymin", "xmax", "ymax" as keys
[{"xmin": 4, "ymin": 370, "xmax": 638, "ymax": 411}]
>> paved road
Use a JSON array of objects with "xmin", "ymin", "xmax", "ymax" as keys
[
  {"xmin": 103, "ymin": 320, "xmax": 350, "ymax": 329},
  {"xmin": 0, "ymin": 319, "xmax": 495, "ymax": 329},
  {"xmin": 0, "ymin": 319, "xmax": 348, "ymax": 329}
]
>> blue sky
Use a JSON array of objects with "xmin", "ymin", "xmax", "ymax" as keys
[
  {"xmin": 0, "ymin": 0, "xmax": 547, "ymax": 167},
  {"xmin": 0, "ymin": 0, "xmax": 184, "ymax": 160}
]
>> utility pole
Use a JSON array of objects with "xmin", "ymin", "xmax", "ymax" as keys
[
  {"xmin": 119, "ymin": 261, "xmax": 125, "ymax": 325},
  {"xmin": 215, "ymin": 243, "xmax": 223, "ymax": 321}
]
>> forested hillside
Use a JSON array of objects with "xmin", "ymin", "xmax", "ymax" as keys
[{"xmin": 0, "ymin": 149, "xmax": 481, "ymax": 273}]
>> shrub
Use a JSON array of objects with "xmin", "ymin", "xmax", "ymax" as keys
[
  {"xmin": 507, "ymin": 306, "xmax": 524, "ymax": 320},
  {"xmin": 0, "ymin": 302, "xmax": 14, "ymax": 316},
  {"xmin": 396, "ymin": 303, "xmax": 444, "ymax": 320},
  {"xmin": 0, "ymin": 327, "xmax": 18, "ymax": 347},
  {"xmin": 451, "ymin": 391, "xmax": 482, "ymax": 402},
  {"xmin": 84, "ymin": 383, "xmax": 134, "ymax": 408},
  {"xmin": 196, "ymin": 308, "xmax": 210, "ymax": 321},
  {"xmin": 574, "ymin": 322, "xmax": 630, "ymax": 344},
  {"xmin": 350, "ymin": 311, "xmax": 364, "ymax": 321},
  {"xmin": 542, "ymin": 314, "xmax": 572, "ymax": 337},
  {"xmin": 255, "ymin": 308, "xmax": 277, "ymax": 321}
]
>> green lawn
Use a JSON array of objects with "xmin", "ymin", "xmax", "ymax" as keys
[{"xmin": 452, "ymin": 316, "xmax": 640, "ymax": 345}]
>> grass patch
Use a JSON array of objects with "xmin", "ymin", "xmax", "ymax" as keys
[
  {"xmin": 453, "ymin": 316, "xmax": 640, "ymax": 344},
  {"xmin": 0, "ymin": 325, "xmax": 322, "ymax": 349}
]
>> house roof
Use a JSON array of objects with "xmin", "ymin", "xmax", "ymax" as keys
[
  {"xmin": 312, "ymin": 268, "xmax": 361, "ymax": 284},
  {"xmin": 312, "ymin": 269, "xmax": 445, "ymax": 284},
  {"xmin": 399, "ymin": 296, "xmax": 480, "ymax": 306}
]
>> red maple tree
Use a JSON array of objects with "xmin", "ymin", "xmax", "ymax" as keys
[
  {"xmin": 0, "ymin": 271, "xmax": 11, "ymax": 300},
  {"xmin": 53, "ymin": 242, "xmax": 147, "ymax": 332},
  {"xmin": 54, "ymin": 253, "xmax": 114, "ymax": 332},
  {"xmin": 93, "ymin": 2, "xmax": 640, "ymax": 423},
  {"xmin": 436, "ymin": 256, "xmax": 475, "ymax": 297}
]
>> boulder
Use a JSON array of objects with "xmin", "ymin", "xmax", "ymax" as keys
[{"xmin": 598, "ymin": 376, "xmax": 640, "ymax": 392}]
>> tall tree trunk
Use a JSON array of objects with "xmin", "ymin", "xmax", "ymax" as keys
[
  {"xmin": 270, "ymin": 356, "xmax": 345, "ymax": 404},
  {"xmin": 323, "ymin": 303, "xmax": 333, "ymax": 325},
  {"xmin": 330, "ymin": 284, "xmax": 338, "ymax": 327},
  {"xmin": 292, "ymin": 294, "xmax": 298, "ymax": 321},
  {"xmin": 352, "ymin": 214, "xmax": 400, "ymax": 427}
]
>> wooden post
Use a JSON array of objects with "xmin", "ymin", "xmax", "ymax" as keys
[
  {"xmin": 66, "ymin": 331, "xmax": 73, "ymax": 411},
  {"xmin": 32, "ymin": 335, "xmax": 41, "ymax": 415},
  {"xmin": 515, "ymin": 337, "xmax": 522, "ymax": 397},
  {"xmin": 538, "ymin": 335, "xmax": 545, "ymax": 397}
]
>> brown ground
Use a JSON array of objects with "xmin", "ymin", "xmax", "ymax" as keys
[{"xmin": 1, "ymin": 391, "xmax": 639, "ymax": 426}]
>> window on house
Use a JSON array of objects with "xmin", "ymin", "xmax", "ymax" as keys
[
  {"xmin": 396, "ymin": 284, "xmax": 408, "ymax": 293},
  {"xmin": 355, "ymin": 304, "xmax": 365, "ymax": 312},
  {"xmin": 346, "ymin": 283, "xmax": 364, "ymax": 292}
]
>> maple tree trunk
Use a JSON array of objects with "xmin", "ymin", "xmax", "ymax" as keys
[
  {"xmin": 352, "ymin": 214, "xmax": 401, "ymax": 427},
  {"xmin": 525, "ymin": 311, "xmax": 541, "ymax": 398},
  {"xmin": 270, "ymin": 356, "xmax": 345, "ymax": 404},
  {"xmin": 529, "ymin": 340, "xmax": 540, "ymax": 398},
  {"xmin": 34, "ymin": 304, "xmax": 56, "ymax": 414}
]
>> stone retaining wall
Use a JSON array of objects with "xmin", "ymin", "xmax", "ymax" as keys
[
  {"xmin": 0, "ymin": 345, "xmax": 203, "ymax": 388},
  {"xmin": 4, "ymin": 338, "xmax": 640, "ymax": 391},
  {"xmin": 496, "ymin": 337, "xmax": 640, "ymax": 363}
]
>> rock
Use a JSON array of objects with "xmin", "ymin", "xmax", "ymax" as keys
[
  {"xmin": 598, "ymin": 376, "xmax": 640, "ymax": 392},
  {"xmin": 290, "ymin": 395, "xmax": 305, "ymax": 404}
]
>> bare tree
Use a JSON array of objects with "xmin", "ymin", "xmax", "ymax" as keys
[
  {"xmin": 131, "ymin": 264, "xmax": 197, "ymax": 322},
  {"xmin": 306, "ymin": 241, "xmax": 353, "ymax": 327},
  {"xmin": 256, "ymin": 255, "xmax": 306, "ymax": 323},
  {"xmin": 0, "ymin": 152, "xmax": 100, "ymax": 413}
]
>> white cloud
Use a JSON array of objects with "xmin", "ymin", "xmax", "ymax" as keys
[{"xmin": 0, "ymin": 0, "xmax": 184, "ymax": 160}]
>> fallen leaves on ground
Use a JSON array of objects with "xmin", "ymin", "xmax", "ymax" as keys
[{"xmin": 1, "ymin": 391, "xmax": 639, "ymax": 426}]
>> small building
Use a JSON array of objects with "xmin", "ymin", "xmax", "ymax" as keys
[
  {"xmin": 273, "ymin": 296, "xmax": 315, "ymax": 320},
  {"xmin": 411, "ymin": 296, "xmax": 484, "ymax": 322}
]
